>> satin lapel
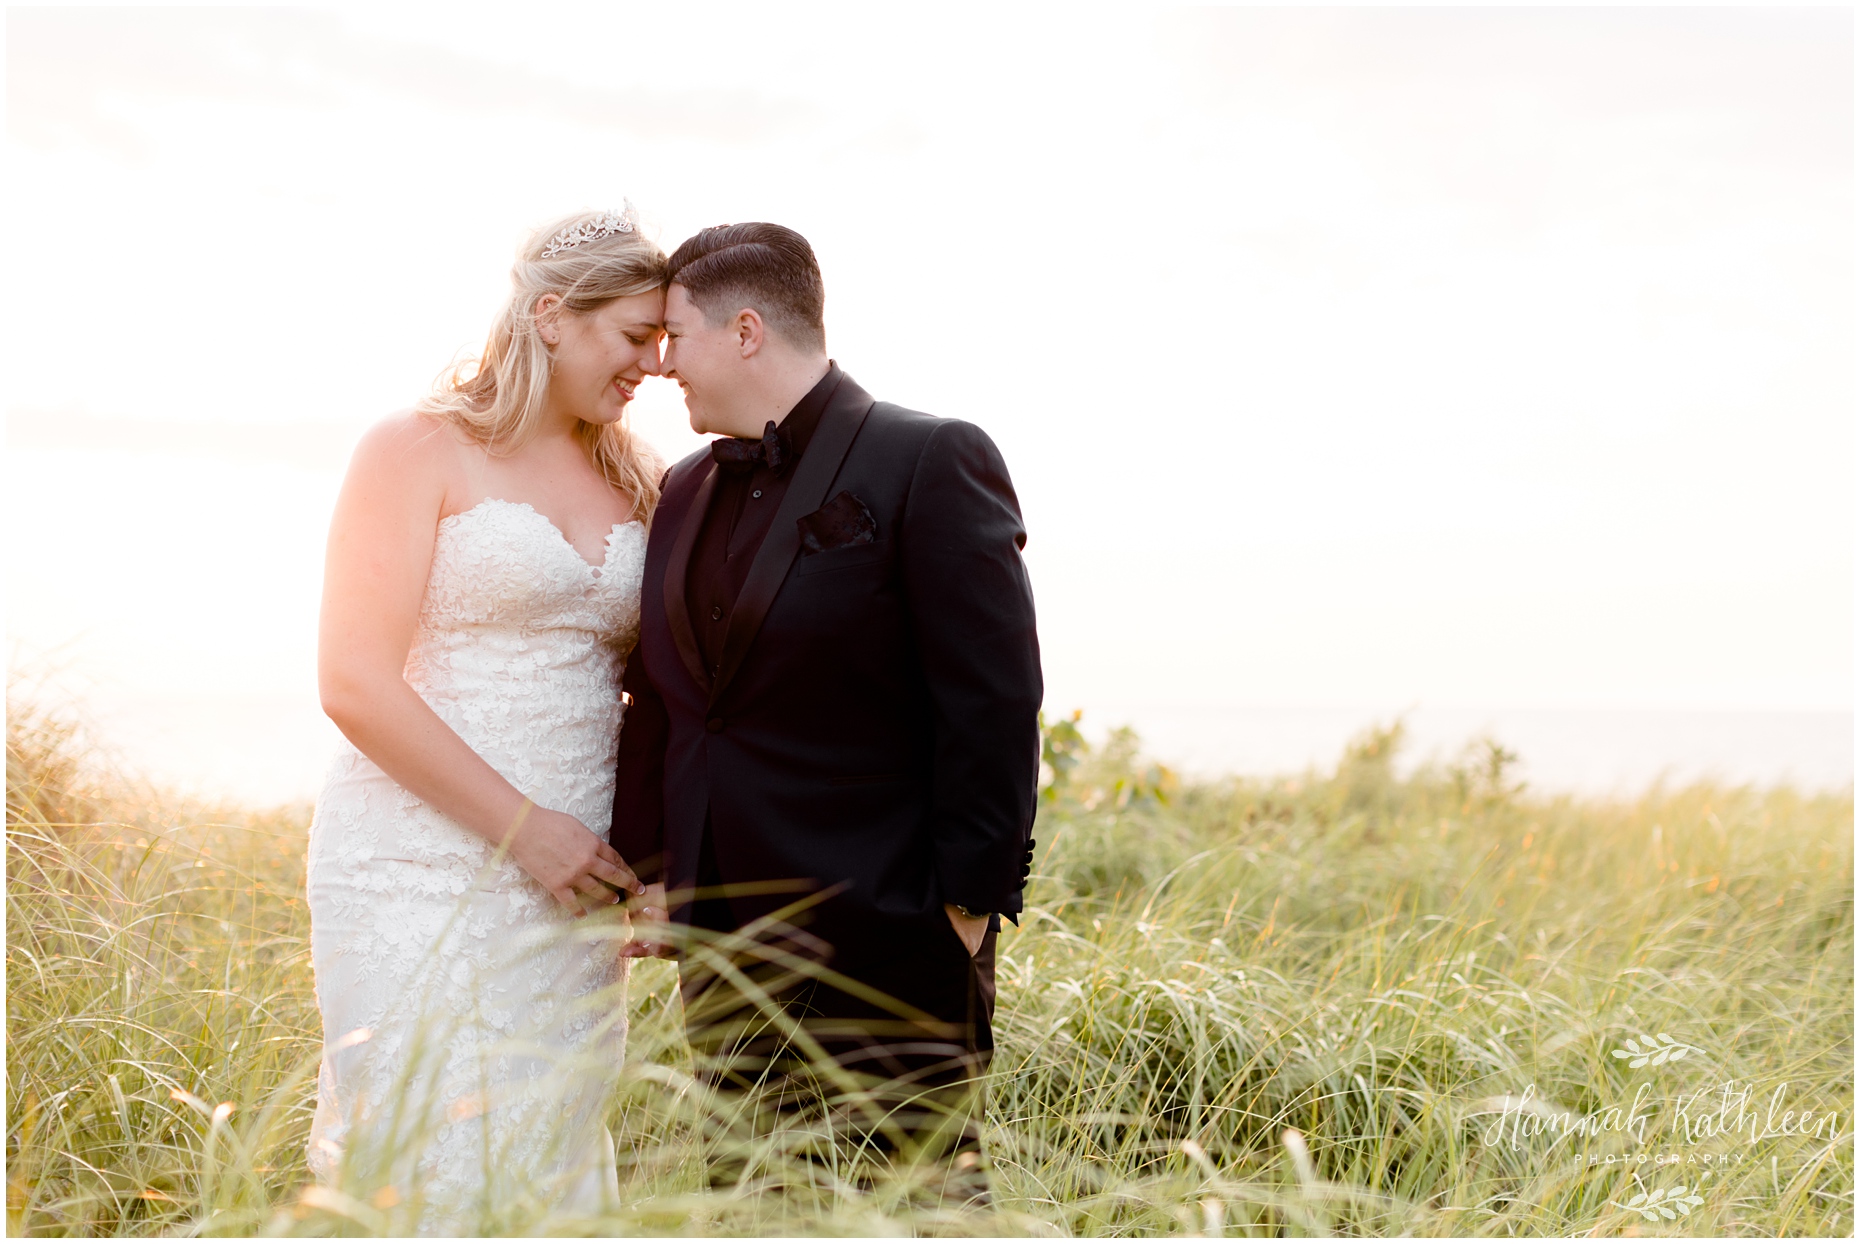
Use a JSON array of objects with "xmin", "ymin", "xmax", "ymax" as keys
[
  {"xmin": 662, "ymin": 463, "xmax": 717, "ymax": 694},
  {"xmin": 709, "ymin": 387, "xmax": 874, "ymax": 709}
]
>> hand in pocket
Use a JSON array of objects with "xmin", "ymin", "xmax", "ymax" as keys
[{"xmin": 944, "ymin": 903, "xmax": 988, "ymax": 956}]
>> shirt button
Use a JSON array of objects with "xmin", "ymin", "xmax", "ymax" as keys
[
  {"xmin": 711, "ymin": 606, "xmax": 722, "ymax": 620},
  {"xmin": 752, "ymin": 489, "xmax": 763, "ymax": 499},
  {"xmin": 706, "ymin": 717, "xmax": 725, "ymax": 734}
]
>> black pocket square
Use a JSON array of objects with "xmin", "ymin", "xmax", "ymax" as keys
[{"xmin": 797, "ymin": 490, "xmax": 877, "ymax": 554}]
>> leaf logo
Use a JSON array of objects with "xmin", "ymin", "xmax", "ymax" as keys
[
  {"xmin": 1610, "ymin": 1032, "xmax": 1697, "ymax": 1068},
  {"xmin": 1612, "ymin": 1184, "xmax": 1704, "ymax": 1222}
]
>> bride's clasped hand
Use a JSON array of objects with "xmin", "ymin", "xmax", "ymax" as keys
[{"xmin": 496, "ymin": 795, "xmax": 641, "ymax": 916}]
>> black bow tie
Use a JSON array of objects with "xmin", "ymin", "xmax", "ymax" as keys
[{"xmin": 711, "ymin": 421, "xmax": 793, "ymax": 477}]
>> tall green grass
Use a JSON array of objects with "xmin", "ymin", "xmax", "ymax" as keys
[{"xmin": 7, "ymin": 702, "xmax": 1852, "ymax": 1235}]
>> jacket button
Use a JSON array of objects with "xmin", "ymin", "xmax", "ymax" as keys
[{"xmin": 706, "ymin": 717, "xmax": 725, "ymax": 734}]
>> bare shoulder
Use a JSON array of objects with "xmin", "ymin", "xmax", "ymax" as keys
[
  {"xmin": 350, "ymin": 410, "xmax": 471, "ymax": 479},
  {"xmin": 350, "ymin": 409, "xmax": 461, "ymax": 468},
  {"xmin": 339, "ymin": 410, "xmax": 465, "ymax": 508}
]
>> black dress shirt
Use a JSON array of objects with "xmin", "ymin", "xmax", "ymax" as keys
[{"xmin": 686, "ymin": 363, "xmax": 844, "ymax": 677}]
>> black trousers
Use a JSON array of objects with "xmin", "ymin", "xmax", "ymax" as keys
[{"xmin": 678, "ymin": 828, "xmax": 997, "ymax": 1173}]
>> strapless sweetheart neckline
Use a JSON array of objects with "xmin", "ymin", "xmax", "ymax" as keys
[{"xmin": 442, "ymin": 496, "xmax": 643, "ymax": 577}]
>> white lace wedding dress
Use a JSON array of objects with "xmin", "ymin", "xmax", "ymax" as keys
[{"xmin": 306, "ymin": 498, "xmax": 645, "ymax": 1231}]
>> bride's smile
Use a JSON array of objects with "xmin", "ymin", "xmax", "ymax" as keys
[{"xmin": 537, "ymin": 288, "xmax": 664, "ymax": 428}]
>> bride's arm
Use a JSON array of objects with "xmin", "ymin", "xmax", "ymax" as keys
[{"xmin": 316, "ymin": 413, "xmax": 641, "ymax": 912}]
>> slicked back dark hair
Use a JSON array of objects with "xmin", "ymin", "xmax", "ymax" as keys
[{"xmin": 666, "ymin": 222, "xmax": 826, "ymax": 352}]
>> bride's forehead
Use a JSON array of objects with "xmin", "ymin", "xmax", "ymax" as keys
[{"xmin": 590, "ymin": 293, "xmax": 664, "ymax": 329}]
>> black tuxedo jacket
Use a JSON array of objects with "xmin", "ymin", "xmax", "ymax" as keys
[{"xmin": 610, "ymin": 372, "xmax": 1042, "ymax": 961}]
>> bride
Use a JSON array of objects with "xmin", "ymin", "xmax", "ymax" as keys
[{"xmin": 306, "ymin": 206, "xmax": 664, "ymax": 1230}]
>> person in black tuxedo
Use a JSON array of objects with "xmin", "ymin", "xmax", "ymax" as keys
[{"xmin": 609, "ymin": 222, "xmax": 1041, "ymax": 1174}]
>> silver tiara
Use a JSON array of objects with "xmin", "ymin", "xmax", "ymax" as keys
[{"xmin": 541, "ymin": 203, "xmax": 637, "ymax": 258}]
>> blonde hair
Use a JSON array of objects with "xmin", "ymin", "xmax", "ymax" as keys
[{"xmin": 418, "ymin": 209, "xmax": 670, "ymax": 524}]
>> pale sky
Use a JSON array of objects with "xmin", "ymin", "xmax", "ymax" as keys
[{"xmin": 5, "ymin": 7, "xmax": 1853, "ymax": 798}]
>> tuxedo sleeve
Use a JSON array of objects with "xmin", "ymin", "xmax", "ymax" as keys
[
  {"xmin": 901, "ymin": 419, "xmax": 1043, "ymax": 917},
  {"xmin": 610, "ymin": 634, "xmax": 668, "ymax": 885}
]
